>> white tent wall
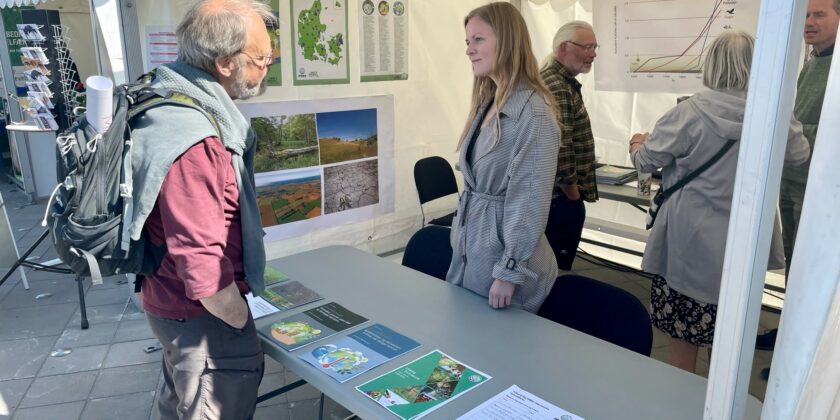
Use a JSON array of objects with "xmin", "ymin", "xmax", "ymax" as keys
[
  {"xmin": 134, "ymin": 0, "xmax": 493, "ymax": 259},
  {"xmin": 521, "ymin": 0, "xmax": 682, "ymax": 267}
]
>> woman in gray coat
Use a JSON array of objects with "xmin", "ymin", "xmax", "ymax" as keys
[
  {"xmin": 629, "ymin": 31, "xmax": 810, "ymax": 372},
  {"xmin": 446, "ymin": 2, "xmax": 560, "ymax": 313}
]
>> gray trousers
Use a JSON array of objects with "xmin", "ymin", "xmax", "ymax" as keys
[
  {"xmin": 147, "ymin": 312, "xmax": 264, "ymax": 420},
  {"xmin": 779, "ymin": 177, "xmax": 806, "ymax": 279}
]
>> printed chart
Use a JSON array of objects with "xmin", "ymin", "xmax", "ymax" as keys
[{"xmin": 594, "ymin": 0, "xmax": 758, "ymax": 92}]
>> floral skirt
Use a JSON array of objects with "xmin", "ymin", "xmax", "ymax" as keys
[{"xmin": 650, "ymin": 276, "xmax": 718, "ymax": 347}]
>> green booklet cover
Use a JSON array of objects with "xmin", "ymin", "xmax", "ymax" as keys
[
  {"xmin": 260, "ymin": 302, "xmax": 368, "ymax": 351},
  {"xmin": 264, "ymin": 266, "xmax": 291, "ymax": 285},
  {"xmin": 356, "ymin": 350, "xmax": 492, "ymax": 419},
  {"xmin": 261, "ymin": 281, "xmax": 322, "ymax": 310}
]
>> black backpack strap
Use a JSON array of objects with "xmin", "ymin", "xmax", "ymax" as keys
[{"xmin": 659, "ymin": 139, "xmax": 737, "ymax": 201}]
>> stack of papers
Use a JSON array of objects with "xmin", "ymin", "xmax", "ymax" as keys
[{"xmin": 595, "ymin": 165, "xmax": 637, "ymax": 185}]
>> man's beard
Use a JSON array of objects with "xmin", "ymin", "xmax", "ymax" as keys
[{"xmin": 231, "ymin": 72, "xmax": 267, "ymax": 100}]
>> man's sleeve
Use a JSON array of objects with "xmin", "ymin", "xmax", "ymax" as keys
[
  {"xmin": 156, "ymin": 138, "xmax": 236, "ymax": 300},
  {"xmin": 552, "ymin": 88, "xmax": 578, "ymax": 185}
]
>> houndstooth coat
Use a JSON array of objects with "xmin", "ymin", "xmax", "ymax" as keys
[{"xmin": 446, "ymin": 83, "xmax": 560, "ymax": 313}]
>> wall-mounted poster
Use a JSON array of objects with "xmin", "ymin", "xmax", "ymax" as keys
[
  {"xmin": 290, "ymin": 0, "xmax": 350, "ymax": 85},
  {"xmin": 265, "ymin": 0, "xmax": 283, "ymax": 86},
  {"xmin": 144, "ymin": 25, "xmax": 178, "ymax": 72},
  {"xmin": 593, "ymin": 0, "xmax": 759, "ymax": 93},
  {"xmin": 239, "ymin": 95, "xmax": 395, "ymax": 240},
  {"xmin": 359, "ymin": 0, "xmax": 408, "ymax": 82}
]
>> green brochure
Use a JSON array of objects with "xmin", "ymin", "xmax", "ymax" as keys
[
  {"xmin": 264, "ymin": 266, "xmax": 291, "ymax": 285},
  {"xmin": 356, "ymin": 350, "xmax": 492, "ymax": 419}
]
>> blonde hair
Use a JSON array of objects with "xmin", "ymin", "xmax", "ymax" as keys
[
  {"xmin": 702, "ymin": 30, "xmax": 754, "ymax": 91},
  {"xmin": 540, "ymin": 20, "xmax": 594, "ymax": 69},
  {"xmin": 458, "ymin": 2, "xmax": 560, "ymax": 150}
]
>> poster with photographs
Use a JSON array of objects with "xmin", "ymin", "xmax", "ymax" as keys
[{"xmin": 238, "ymin": 95, "xmax": 395, "ymax": 240}]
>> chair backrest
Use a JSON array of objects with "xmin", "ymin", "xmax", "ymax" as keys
[
  {"xmin": 401, "ymin": 225, "xmax": 453, "ymax": 281},
  {"xmin": 414, "ymin": 156, "xmax": 458, "ymax": 205},
  {"xmin": 538, "ymin": 275, "xmax": 653, "ymax": 356}
]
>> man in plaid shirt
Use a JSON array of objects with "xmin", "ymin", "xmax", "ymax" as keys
[{"xmin": 540, "ymin": 21, "xmax": 599, "ymax": 270}]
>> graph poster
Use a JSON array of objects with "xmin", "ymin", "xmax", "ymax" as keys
[
  {"xmin": 593, "ymin": 0, "xmax": 759, "ymax": 93},
  {"xmin": 237, "ymin": 96, "xmax": 395, "ymax": 241},
  {"xmin": 291, "ymin": 0, "xmax": 350, "ymax": 85},
  {"xmin": 359, "ymin": 0, "xmax": 409, "ymax": 82}
]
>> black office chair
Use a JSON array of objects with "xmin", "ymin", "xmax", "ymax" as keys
[
  {"xmin": 413, "ymin": 156, "xmax": 458, "ymax": 226},
  {"xmin": 401, "ymin": 225, "xmax": 453, "ymax": 281},
  {"xmin": 538, "ymin": 275, "xmax": 653, "ymax": 356}
]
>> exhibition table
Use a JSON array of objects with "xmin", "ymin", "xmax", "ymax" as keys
[{"xmin": 256, "ymin": 245, "xmax": 762, "ymax": 419}]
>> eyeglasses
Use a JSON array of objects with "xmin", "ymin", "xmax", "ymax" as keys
[
  {"xmin": 238, "ymin": 51, "xmax": 273, "ymax": 69},
  {"xmin": 565, "ymin": 41, "xmax": 599, "ymax": 52}
]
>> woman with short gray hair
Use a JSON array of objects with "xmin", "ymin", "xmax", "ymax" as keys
[{"xmin": 627, "ymin": 31, "xmax": 810, "ymax": 372}]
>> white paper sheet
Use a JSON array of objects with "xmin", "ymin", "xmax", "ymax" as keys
[
  {"xmin": 457, "ymin": 385, "xmax": 583, "ymax": 420},
  {"xmin": 245, "ymin": 292, "xmax": 280, "ymax": 319}
]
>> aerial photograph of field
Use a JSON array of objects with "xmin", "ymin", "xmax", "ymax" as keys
[
  {"xmin": 252, "ymin": 113, "xmax": 320, "ymax": 171},
  {"xmin": 316, "ymin": 108, "xmax": 378, "ymax": 164},
  {"xmin": 323, "ymin": 159, "xmax": 379, "ymax": 214},
  {"xmin": 255, "ymin": 167, "xmax": 322, "ymax": 227}
]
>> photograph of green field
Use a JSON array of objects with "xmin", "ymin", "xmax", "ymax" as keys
[
  {"xmin": 316, "ymin": 108, "xmax": 378, "ymax": 164},
  {"xmin": 252, "ymin": 114, "xmax": 320, "ymax": 171},
  {"xmin": 255, "ymin": 167, "xmax": 322, "ymax": 227}
]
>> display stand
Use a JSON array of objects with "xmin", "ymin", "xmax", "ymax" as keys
[{"xmin": 0, "ymin": 191, "xmax": 30, "ymax": 290}]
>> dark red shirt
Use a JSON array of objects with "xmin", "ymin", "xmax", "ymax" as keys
[{"xmin": 140, "ymin": 137, "xmax": 249, "ymax": 319}]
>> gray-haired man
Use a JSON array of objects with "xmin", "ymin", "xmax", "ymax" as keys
[{"xmin": 130, "ymin": 0, "xmax": 274, "ymax": 418}]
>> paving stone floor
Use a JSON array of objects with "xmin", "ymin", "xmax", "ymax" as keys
[
  {"xmin": 1, "ymin": 181, "xmax": 779, "ymax": 419},
  {"xmin": 0, "ymin": 184, "xmax": 353, "ymax": 420}
]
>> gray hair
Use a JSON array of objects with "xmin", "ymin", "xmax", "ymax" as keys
[
  {"xmin": 835, "ymin": 0, "xmax": 840, "ymax": 15},
  {"xmin": 702, "ymin": 30, "xmax": 754, "ymax": 91},
  {"xmin": 177, "ymin": 0, "xmax": 276, "ymax": 74},
  {"xmin": 541, "ymin": 21, "xmax": 594, "ymax": 69}
]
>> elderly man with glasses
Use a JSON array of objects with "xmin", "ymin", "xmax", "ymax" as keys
[
  {"xmin": 127, "ymin": 1, "xmax": 275, "ymax": 418},
  {"xmin": 539, "ymin": 21, "xmax": 600, "ymax": 272}
]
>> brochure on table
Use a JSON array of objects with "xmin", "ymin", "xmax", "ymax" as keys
[
  {"xmin": 260, "ymin": 302, "xmax": 369, "ymax": 351},
  {"xmin": 357, "ymin": 350, "xmax": 492, "ymax": 420},
  {"xmin": 299, "ymin": 323, "xmax": 419, "ymax": 383},
  {"xmin": 247, "ymin": 280, "xmax": 323, "ymax": 319},
  {"xmin": 246, "ymin": 267, "xmax": 322, "ymax": 319},
  {"xmin": 457, "ymin": 385, "xmax": 584, "ymax": 420}
]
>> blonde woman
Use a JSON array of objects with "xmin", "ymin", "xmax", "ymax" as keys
[
  {"xmin": 446, "ymin": 2, "xmax": 560, "ymax": 313},
  {"xmin": 629, "ymin": 31, "xmax": 810, "ymax": 372}
]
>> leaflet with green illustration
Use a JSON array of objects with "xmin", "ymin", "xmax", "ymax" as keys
[
  {"xmin": 259, "ymin": 302, "xmax": 369, "ymax": 351},
  {"xmin": 264, "ymin": 266, "xmax": 291, "ymax": 285},
  {"xmin": 356, "ymin": 350, "xmax": 492, "ymax": 419}
]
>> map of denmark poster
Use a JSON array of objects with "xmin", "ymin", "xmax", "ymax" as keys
[
  {"xmin": 238, "ymin": 96, "xmax": 395, "ymax": 241},
  {"xmin": 291, "ymin": 0, "xmax": 350, "ymax": 85}
]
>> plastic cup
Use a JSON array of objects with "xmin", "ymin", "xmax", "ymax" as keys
[{"xmin": 637, "ymin": 171, "xmax": 652, "ymax": 196}]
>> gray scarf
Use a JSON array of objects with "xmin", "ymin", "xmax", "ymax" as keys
[{"xmin": 154, "ymin": 61, "xmax": 267, "ymax": 295}]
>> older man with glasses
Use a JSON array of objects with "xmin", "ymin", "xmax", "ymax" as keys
[
  {"xmin": 127, "ymin": 1, "xmax": 276, "ymax": 418},
  {"xmin": 539, "ymin": 21, "xmax": 600, "ymax": 272}
]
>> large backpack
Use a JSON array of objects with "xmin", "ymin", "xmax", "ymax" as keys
[{"xmin": 44, "ymin": 74, "xmax": 215, "ymax": 285}]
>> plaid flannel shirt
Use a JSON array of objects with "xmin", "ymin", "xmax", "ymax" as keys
[{"xmin": 540, "ymin": 59, "xmax": 599, "ymax": 202}]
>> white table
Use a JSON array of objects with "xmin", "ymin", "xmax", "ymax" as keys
[{"xmin": 257, "ymin": 245, "xmax": 762, "ymax": 419}]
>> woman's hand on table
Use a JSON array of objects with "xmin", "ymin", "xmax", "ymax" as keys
[{"xmin": 489, "ymin": 279, "xmax": 516, "ymax": 309}]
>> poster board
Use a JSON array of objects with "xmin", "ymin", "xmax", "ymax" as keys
[{"xmin": 238, "ymin": 95, "xmax": 395, "ymax": 241}]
